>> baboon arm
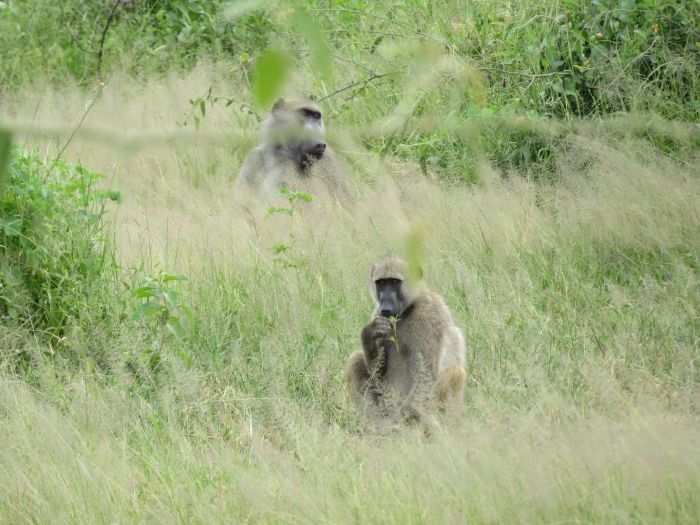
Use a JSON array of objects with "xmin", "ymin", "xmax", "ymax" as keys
[
  {"xmin": 361, "ymin": 322, "xmax": 390, "ymax": 377},
  {"xmin": 309, "ymin": 148, "xmax": 353, "ymax": 203},
  {"xmin": 360, "ymin": 323, "xmax": 375, "ymax": 354},
  {"xmin": 361, "ymin": 323, "xmax": 378, "ymax": 358},
  {"xmin": 237, "ymin": 147, "xmax": 264, "ymax": 189}
]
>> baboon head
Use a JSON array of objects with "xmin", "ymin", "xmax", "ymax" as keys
[
  {"xmin": 263, "ymin": 97, "xmax": 327, "ymax": 172},
  {"xmin": 370, "ymin": 256, "xmax": 424, "ymax": 318}
]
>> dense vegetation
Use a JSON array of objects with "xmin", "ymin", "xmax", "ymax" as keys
[
  {"xmin": 0, "ymin": 1, "xmax": 698, "ymax": 522},
  {"xmin": 2, "ymin": 0, "xmax": 698, "ymax": 173}
]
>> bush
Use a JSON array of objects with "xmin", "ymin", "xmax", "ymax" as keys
[
  {"xmin": 0, "ymin": 0, "xmax": 276, "ymax": 86},
  {"xmin": 0, "ymin": 152, "xmax": 120, "ymax": 340}
]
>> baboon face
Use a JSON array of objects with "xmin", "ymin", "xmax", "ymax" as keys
[
  {"xmin": 375, "ymin": 278, "xmax": 406, "ymax": 318},
  {"xmin": 268, "ymin": 98, "xmax": 327, "ymax": 171},
  {"xmin": 370, "ymin": 257, "xmax": 417, "ymax": 318}
]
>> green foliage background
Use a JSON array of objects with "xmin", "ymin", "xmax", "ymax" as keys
[
  {"xmin": 1, "ymin": 0, "xmax": 698, "ymax": 175},
  {"xmin": 2, "ymin": 1, "xmax": 697, "ymax": 116}
]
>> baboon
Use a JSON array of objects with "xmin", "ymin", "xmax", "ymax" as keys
[
  {"xmin": 346, "ymin": 256, "xmax": 466, "ymax": 431},
  {"xmin": 237, "ymin": 97, "xmax": 349, "ymax": 200}
]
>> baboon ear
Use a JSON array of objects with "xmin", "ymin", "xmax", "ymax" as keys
[{"xmin": 272, "ymin": 98, "xmax": 286, "ymax": 111}]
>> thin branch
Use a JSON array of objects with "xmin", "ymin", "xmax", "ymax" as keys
[
  {"xmin": 55, "ymin": 75, "xmax": 110, "ymax": 161},
  {"xmin": 22, "ymin": 98, "xmax": 42, "ymax": 150},
  {"xmin": 318, "ymin": 66, "xmax": 565, "ymax": 105},
  {"xmin": 96, "ymin": 0, "xmax": 121, "ymax": 77},
  {"xmin": 475, "ymin": 66, "xmax": 571, "ymax": 79},
  {"xmin": 318, "ymin": 72, "xmax": 400, "ymax": 102},
  {"xmin": 329, "ymin": 53, "xmax": 379, "ymax": 75}
]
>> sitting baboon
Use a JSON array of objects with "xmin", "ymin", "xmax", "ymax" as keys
[
  {"xmin": 237, "ymin": 97, "xmax": 349, "ymax": 200},
  {"xmin": 346, "ymin": 256, "xmax": 466, "ymax": 431}
]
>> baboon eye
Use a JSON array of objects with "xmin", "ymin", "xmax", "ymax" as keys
[{"xmin": 302, "ymin": 108, "xmax": 321, "ymax": 120}]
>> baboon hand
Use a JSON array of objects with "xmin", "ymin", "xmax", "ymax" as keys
[
  {"xmin": 369, "ymin": 316, "xmax": 394, "ymax": 340},
  {"xmin": 361, "ymin": 315, "xmax": 395, "ymax": 356}
]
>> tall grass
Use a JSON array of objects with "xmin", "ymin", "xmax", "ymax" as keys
[
  {"xmin": 1, "ymin": 0, "xmax": 699, "ymax": 521},
  {"xmin": 2, "ymin": 375, "xmax": 699, "ymax": 522},
  {"xmin": 1, "ymin": 65, "xmax": 699, "ymax": 521}
]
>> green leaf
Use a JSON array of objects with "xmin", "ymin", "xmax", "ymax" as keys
[
  {"xmin": 77, "ymin": 210, "xmax": 100, "ymax": 223},
  {"xmin": 0, "ymin": 217, "xmax": 23, "ymax": 236},
  {"xmin": 163, "ymin": 289, "xmax": 179, "ymax": 310},
  {"xmin": 0, "ymin": 128, "xmax": 11, "ymax": 192},
  {"xmin": 131, "ymin": 301, "xmax": 163, "ymax": 320},
  {"xmin": 272, "ymin": 243, "xmax": 290, "ymax": 254},
  {"xmin": 291, "ymin": 191, "xmax": 313, "ymax": 203},
  {"xmin": 251, "ymin": 49, "xmax": 292, "ymax": 109},
  {"xmin": 267, "ymin": 205, "xmax": 294, "ymax": 217},
  {"xmin": 293, "ymin": 9, "xmax": 333, "ymax": 83},
  {"xmin": 166, "ymin": 318, "xmax": 185, "ymax": 339},
  {"xmin": 133, "ymin": 285, "xmax": 160, "ymax": 298},
  {"xmin": 162, "ymin": 274, "xmax": 187, "ymax": 283},
  {"xmin": 107, "ymin": 190, "xmax": 122, "ymax": 203}
]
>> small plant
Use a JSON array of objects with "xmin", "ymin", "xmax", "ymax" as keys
[
  {"xmin": 266, "ymin": 187, "xmax": 313, "ymax": 269},
  {"xmin": 387, "ymin": 315, "xmax": 399, "ymax": 351},
  {"xmin": 178, "ymin": 85, "xmax": 237, "ymax": 129},
  {"xmin": 131, "ymin": 269, "xmax": 191, "ymax": 339}
]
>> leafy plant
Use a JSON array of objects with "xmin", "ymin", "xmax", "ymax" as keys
[
  {"xmin": 0, "ymin": 151, "xmax": 120, "ymax": 338},
  {"xmin": 535, "ymin": 0, "xmax": 699, "ymax": 116},
  {"xmin": 131, "ymin": 269, "xmax": 191, "ymax": 339},
  {"xmin": 267, "ymin": 187, "xmax": 313, "ymax": 269},
  {"xmin": 179, "ymin": 85, "xmax": 236, "ymax": 129}
]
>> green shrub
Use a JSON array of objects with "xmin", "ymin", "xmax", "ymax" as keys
[
  {"xmin": 0, "ymin": 151, "xmax": 120, "ymax": 339},
  {"xmin": 0, "ymin": 0, "xmax": 276, "ymax": 86},
  {"xmin": 532, "ymin": 0, "xmax": 699, "ymax": 117}
]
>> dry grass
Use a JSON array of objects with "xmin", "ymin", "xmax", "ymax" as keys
[{"xmin": 1, "ymin": 69, "xmax": 699, "ymax": 523}]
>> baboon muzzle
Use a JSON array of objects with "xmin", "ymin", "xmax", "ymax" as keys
[
  {"xmin": 298, "ymin": 142, "xmax": 326, "ymax": 170},
  {"xmin": 305, "ymin": 142, "xmax": 326, "ymax": 159},
  {"xmin": 379, "ymin": 291, "xmax": 401, "ymax": 318}
]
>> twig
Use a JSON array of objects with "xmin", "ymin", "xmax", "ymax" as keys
[
  {"xmin": 22, "ymin": 97, "xmax": 42, "ymax": 150},
  {"xmin": 55, "ymin": 74, "xmax": 110, "ymax": 161},
  {"xmin": 318, "ymin": 72, "xmax": 400, "ymax": 102},
  {"xmin": 329, "ymin": 53, "xmax": 379, "ymax": 75},
  {"xmin": 475, "ymin": 66, "xmax": 571, "ymax": 79},
  {"xmin": 96, "ymin": 0, "xmax": 121, "ymax": 77}
]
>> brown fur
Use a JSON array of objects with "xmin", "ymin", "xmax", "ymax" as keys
[{"xmin": 346, "ymin": 256, "xmax": 466, "ymax": 432}]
